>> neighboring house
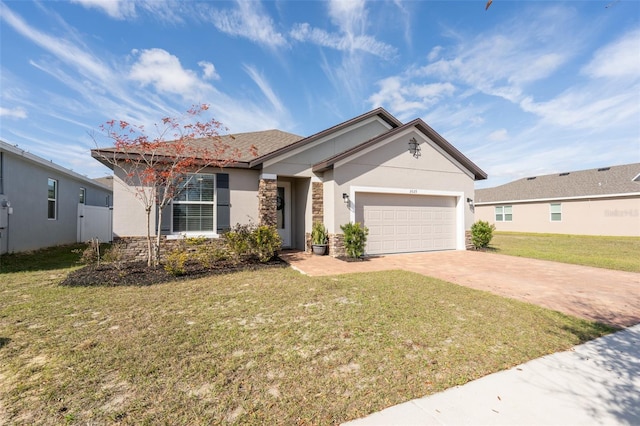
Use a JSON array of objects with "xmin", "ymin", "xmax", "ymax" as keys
[
  {"xmin": 92, "ymin": 108, "xmax": 487, "ymax": 256},
  {"xmin": 475, "ymin": 163, "xmax": 640, "ymax": 237},
  {"xmin": 0, "ymin": 140, "xmax": 113, "ymax": 254}
]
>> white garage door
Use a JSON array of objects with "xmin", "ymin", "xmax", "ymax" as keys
[{"xmin": 356, "ymin": 193, "xmax": 457, "ymax": 255}]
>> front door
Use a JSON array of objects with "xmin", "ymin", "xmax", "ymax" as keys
[{"xmin": 276, "ymin": 182, "xmax": 291, "ymax": 247}]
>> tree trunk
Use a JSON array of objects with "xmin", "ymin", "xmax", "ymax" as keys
[
  {"xmin": 145, "ymin": 206, "xmax": 153, "ymax": 267},
  {"xmin": 155, "ymin": 204, "xmax": 164, "ymax": 267}
]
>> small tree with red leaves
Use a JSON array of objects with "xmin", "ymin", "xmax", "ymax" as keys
[{"xmin": 93, "ymin": 105, "xmax": 255, "ymax": 267}]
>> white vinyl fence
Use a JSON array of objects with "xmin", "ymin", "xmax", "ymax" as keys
[{"xmin": 77, "ymin": 204, "xmax": 113, "ymax": 244}]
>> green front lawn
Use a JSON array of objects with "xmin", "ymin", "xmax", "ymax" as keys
[
  {"xmin": 491, "ymin": 232, "xmax": 640, "ymax": 272},
  {"xmin": 0, "ymin": 247, "xmax": 613, "ymax": 424}
]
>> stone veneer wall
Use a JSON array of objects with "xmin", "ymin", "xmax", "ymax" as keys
[
  {"xmin": 307, "ymin": 181, "xmax": 325, "ymax": 254},
  {"xmin": 112, "ymin": 236, "xmax": 186, "ymax": 262},
  {"xmin": 465, "ymin": 230, "xmax": 473, "ymax": 250},
  {"xmin": 258, "ymin": 177, "xmax": 277, "ymax": 227},
  {"xmin": 113, "ymin": 236, "xmax": 225, "ymax": 262},
  {"xmin": 328, "ymin": 233, "xmax": 345, "ymax": 258},
  {"xmin": 311, "ymin": 182, "xmax": 323, "ymax": 224}
]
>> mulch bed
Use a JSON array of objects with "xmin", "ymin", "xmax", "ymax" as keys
[{"xmin": 61, "ymin": 257, "xmax": 288, "ymax": 287}]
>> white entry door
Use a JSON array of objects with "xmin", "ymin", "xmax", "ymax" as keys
[{"xmin": 276, "ymin": 182, "xmax": 291, "ymax": 248}]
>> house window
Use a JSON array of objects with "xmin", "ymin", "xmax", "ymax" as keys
[
  {"xmin": 550, "ymin": 203, "xmax": 562, "ymax": 222},
  {"xmin": 79, "ymin": 187, "xmax": 86, "ymax": 204},
  {"xmin": 48, "ymin": 178, "xmax": 57, "ymax": 220},
  {"xmin": 172, "ymin": 173, "xmax": 215, "ymax": 233},
  {"xmin": 495, "ymin": 205, "xmax": 512, "ymax": 222}
]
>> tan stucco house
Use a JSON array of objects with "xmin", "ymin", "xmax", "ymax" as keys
[
  {"xmin": 475, "ymin": 163, "xmax": 640, "ymax": 237},
  {"xmin": 92, "ymin": 108, "xmax": 487, "ymax": 256}
]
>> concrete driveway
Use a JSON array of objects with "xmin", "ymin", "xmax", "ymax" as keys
[{"xmin": 281, "ymin": 250, "xmax": 640, "ymax": 328}]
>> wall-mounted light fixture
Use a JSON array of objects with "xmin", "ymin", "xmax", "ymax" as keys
[
  {"xmin": 466, "ymin": 197, "xmax": 474, "ymax": 208},
  {"xmin": 342, "ymin": 193, "xmax": 349, "ymax": 204},
  {"xmin": 408, "ymin": 137, "xmax": 421, "ymax": 158}
]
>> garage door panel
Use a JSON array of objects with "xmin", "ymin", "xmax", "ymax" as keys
[{"xmin": 357, "ymin": 193, "xmax": 457, "ymax": 255}]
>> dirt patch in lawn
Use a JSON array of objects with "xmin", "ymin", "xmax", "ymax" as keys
[{"xmin": 61, "ymin": 257, "xmax": 288, "ymax": 286}]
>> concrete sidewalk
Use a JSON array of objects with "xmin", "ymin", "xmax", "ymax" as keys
[{"xmin": 343, "ymin": 324, "xmax": 640, "ymax": 425}]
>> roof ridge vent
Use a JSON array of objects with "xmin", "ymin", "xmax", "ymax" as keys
[
  {"xmin": 597, "ymin": 167, "xmax": 610, "ymax": 171},
  {"xmin": 559, "ymin": 172, "xmax": 570, "ymax": 176},
  {"xmin": 526, "ymin": 177, "xmax": 536, "ymax": 180}
]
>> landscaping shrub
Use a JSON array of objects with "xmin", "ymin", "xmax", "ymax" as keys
[
  {"xmin": 253, "ymin": 225, "xmax": 282, "ymax": 263},
  {"xmin": 340, "ymin": 222, "xmax": 369, "ymax": 258},
  {"xmin": 223, "ymin": 223, "xmax": 282, "ymax": 263},
  {"xmin": 102, "ymin": 241, "xmax": 126, "ymax": 271},
  {"xmin": 75, "ymin": 238, "xmax": 102, "ymax": 265},
  {"xmin": 471, "ymin": 220, "xmax": 496, "ymax": 249},
  {"xmin": 223, "ymin": 223, "xmax": 254, "ymax": 259},
  {"xmin": 164, "ymin": 249, "xmax": 189, "ymax": 276}
]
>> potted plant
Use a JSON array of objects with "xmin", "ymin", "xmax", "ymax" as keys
[{"xmin": 311, "ymin": 222, "xmax": 329, "ymax": 255}]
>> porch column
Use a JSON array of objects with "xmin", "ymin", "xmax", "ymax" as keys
[
  {"xmin": 258, "ymin": 173, "xmax": 277, "ymax": 227},
  {"xmin": 311, "ymin": 181, "xmax": 323, "ymax": 224}
]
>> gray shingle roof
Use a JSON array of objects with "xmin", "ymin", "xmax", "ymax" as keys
[
  {"xmin": 92, "ymin": 129, "xmax": 303, "ymax": 168},
  {"xmin": 476, "ymin": 163, "xmax": 640, "ymax": 204},
  {"xmin": 190, "ymin": 129, "xmax": 304, "ymax": 162}
]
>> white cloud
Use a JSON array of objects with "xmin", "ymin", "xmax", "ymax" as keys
[
  {"xmin": 210, "ymin": 0, "xmax": 287, "ymax": 48},
  {"xmin": 290, "ymin": 23, "xmax": 395, "ymax": 58},
  {"xmin": 198, "ymin": 61, "xmax": 220, "ymax": 80},
  {"xmin": 290, "ymin": 0, "xmax": 396, "ymax": 59},
  {"xmin": 70, "ymin": 0, "xmax": 136, "ymax": 20},
  {"xmin": 0, "ymin": 3, "xmax": 112, "ymax": 84},
  {"xmin": 582, "ymin": 28, "xmax": 640, "ymax": 79},
  {"xmin": 520, "ymin": 84, "xmax": 640, "ymax": 130},
  {"xmin": 243, "ymin": 65, "xmax": 285, "ymax": 114},
  {"xmin": 369, "ymin": 76, "xmax": 455, "ymax": 121},
  {"xmin": 0, "ymin": 106, "xmax": 27, "ymax": 119},
  {"xmin": 129, "ymin": 48, "xmax": 212, "ymax": 97},
  {"xmin": 70, "ymin": 0, "xmax": 186, "ymax": 23},
  {"xmin": 488, "ymin": 129, "xmax": 508, "ymax": 142},
  {"xmin": 427, "ymin": 46, "xmax": 442, "ymax": 62},
  {"xmin": 418, "ymin": 7, "xmax": 579, "ymax": 104},
  {"xmin": 1, "ymin": 3, "xmax": 291, "ymax": 162}
]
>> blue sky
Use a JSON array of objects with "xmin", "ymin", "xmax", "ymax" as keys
[{"xmin": 1, "ymin": 0, "xmax": 638, "ymax": 187}]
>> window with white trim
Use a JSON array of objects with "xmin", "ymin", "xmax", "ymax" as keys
[
  {"xmin": 172, "ymin": 173, "xmax": 215, "ymax": 233},
  {"xmin": 550, "ymin": 203, "xmax": 562, "ymax": 222},
  {"xmin": 48, "ymin": 178, "xmax": 57, "ymax": 220},
  {"xmin": 79, "ymin": 187, "xmax": 86, "ymax": 204},
  {"xmin": 495, "ymin": 205, "xmax": 512, "ymax": 222}
]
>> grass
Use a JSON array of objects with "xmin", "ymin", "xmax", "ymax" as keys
[
  {"xmin": 0, "ymin": 246, "xmax": 614, "ymax": 424},
  {"xmin": 490, "ymin": 232, "xmax": 640, "ymax": 272}
]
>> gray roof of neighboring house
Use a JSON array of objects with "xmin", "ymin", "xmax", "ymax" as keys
[{"xmin": 475, "ymin": 163, "xmax": 640, "ymax": 204}]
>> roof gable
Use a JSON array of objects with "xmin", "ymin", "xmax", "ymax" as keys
[
  {"xmin": 476, "ymin": 163, "xmax": 640, "ymax": 203},
  {"xmin": 312, "ymin": 118, "xmax": 487, "ymax": 181},
  {"xmin": 249, "ymin": 107, "xmax": 402, "ymax": 167}
]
